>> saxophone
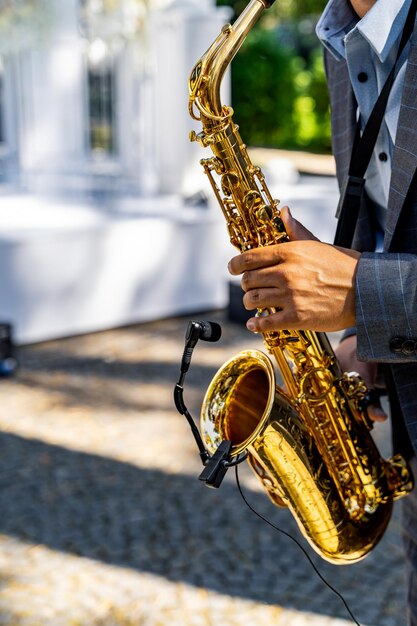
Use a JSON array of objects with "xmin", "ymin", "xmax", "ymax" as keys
[{"xmin": 188, "ymin": 0, "xmax": 413, "ymax": 564}]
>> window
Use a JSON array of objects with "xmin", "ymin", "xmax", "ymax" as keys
[
  {"xmin": 0, "ymin": 57, "xmax": 4, "ymax": 144},
  {"xmin": 87, "ymin": 45, "xmax": 116, "ymax": 156}
]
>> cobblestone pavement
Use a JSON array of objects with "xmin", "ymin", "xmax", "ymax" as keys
[{"xmin": 0, "ymin": 311, "xmax": 408, "ymax": 626}]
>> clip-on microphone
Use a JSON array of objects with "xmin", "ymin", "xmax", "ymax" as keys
[{"xmin": 174, "ymin": 320, "xmax": 247, "ymax": 488}]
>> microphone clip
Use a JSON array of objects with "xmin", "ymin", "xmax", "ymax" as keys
[
  {"xmin": 199, "ymin": 440, "xmax": 232, "ymax": 488},
  {"xmin": 199, "ymin": 441, "xmax": 249, "ymax": 488}
]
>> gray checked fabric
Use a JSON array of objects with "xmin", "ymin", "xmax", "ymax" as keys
[
  {"xmin": 325, "ymin": 22, "xmax": 417, "ymax": 626},
  {"xmin": 324, "ymin": 24, "xmax": 417, "ymax": 453}
]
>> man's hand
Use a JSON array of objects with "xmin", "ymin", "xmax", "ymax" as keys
[
  {"xmin": 335, "ymin": 335, "xmax": 387, "ymax": 422},
  {"xmin": 228, "ymin": 206, "xmax": 361, "ymax": 333}
]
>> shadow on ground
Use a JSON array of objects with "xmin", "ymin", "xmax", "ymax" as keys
[
  {"xmin": 0, "ymin": 312, "xmax": 406, "ymax": 625},
  {"xmin": 0, "ymin": 430, "xmax": 405, "ymax": 626}
]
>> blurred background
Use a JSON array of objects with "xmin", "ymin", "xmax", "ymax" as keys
[
  {"xmin": 0, "ymin": 0, "xmax": 334, "ymax": 345},
  {"xmin": 0, "ymin": 1, "xmax": 408, "ymax": 625}
]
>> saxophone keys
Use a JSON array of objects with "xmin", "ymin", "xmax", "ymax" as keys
[
  {"xmin": 386, "ymin": 454, "xmax": 414, "ymax": 499},
  {"xmin": 189, "ymin": 129, "xmax": 210, "ymax": 146},
  {"xmin": 254, "ymin": 204, "xmax": 273, "ymax": 224}
]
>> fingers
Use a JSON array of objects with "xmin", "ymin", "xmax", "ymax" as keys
[
  {"xmin": 365, "ymin": 388, "xmax": 388, "ymax": 422},
  {"xmin": 368, "ymin": 403, "xmax": 388, "ymax": 422},
  {"xmin": 240, "ymin": 264, "xmax": 286, "ymax": 292},
  {"xmin": 228, "ymin": 246, "xmax": 283, "ymax": 276},
  {"xmin": 228, "ymin": 206, "xmax": 319, "ymax": 277},
  {"xmin": 243, "ymin": 286, "xmax": 282, "ymax": 310},
  {"xmin": 280, "ymin": 206, "xmax": 319, "ymax": 242},
  {"xmin": 239, "ymin": 265, "xmax": 289, "ymax": 312},
  {"xmin": 246, "ymin": 310, "xmax": 294, "ymax": 332}
]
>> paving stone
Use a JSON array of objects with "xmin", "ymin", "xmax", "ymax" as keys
[{"xmin": 0, "ymin": 312, "xmax": 408, "ymax": 625}]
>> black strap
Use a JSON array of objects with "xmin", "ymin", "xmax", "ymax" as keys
[{"xmin": 334, "ymin": 0, "xmax": 417, "ymax": 248}]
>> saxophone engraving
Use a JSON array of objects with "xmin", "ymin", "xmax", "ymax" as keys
[{"xmin": 188, "ymin": 0, "xmax": 413, "ymax": 564}]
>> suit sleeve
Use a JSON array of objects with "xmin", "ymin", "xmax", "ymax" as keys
[{"xmin": 355, "ymin": 251, "xmax": 417, "ymax": 362}]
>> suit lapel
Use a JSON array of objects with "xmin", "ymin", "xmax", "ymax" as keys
[
  {"xmin": 326, "ymin": 53, "xmax": 357, "ymax": 188},
  {"xmin": 385, "ymin": 32, "xmax": 417, "ymax": 250}
]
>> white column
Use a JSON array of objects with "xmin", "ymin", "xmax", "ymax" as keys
[
  {"xmin": 115, "ymin": 37, "xmax": 159, "ymax": 196},
  {"xmin": 151, "ymin": 2, "xmax": 231, "ymax": 195},
  {"xmin": 18, "ymin": 0, "xmax": 85, "ymax": 187}
]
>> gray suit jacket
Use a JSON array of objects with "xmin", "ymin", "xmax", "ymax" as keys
[{"xmin": 324, "ymin": 28, "xmax": 417, "ymax": 450}]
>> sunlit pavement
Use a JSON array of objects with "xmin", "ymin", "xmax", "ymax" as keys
[
  {"xmin": 0, "ymin": 169, "xmax": 408, "ymax": 626},
  {"xmin": 0, "ymin": 301, "xmax": 406, "ymax": 626}
]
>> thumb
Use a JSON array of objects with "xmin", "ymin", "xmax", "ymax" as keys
[
  {"xmin": 280, "ymin": 205, "xmax": 319, "ymax": 242},
  {"xmin": 368, "ymin": 403, "xmax": 388, "ymax": 422},
  {"xmin": 365, "ymin": 389, "xmax": 388, "ymax": 423}
]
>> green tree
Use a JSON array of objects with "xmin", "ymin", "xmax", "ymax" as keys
[
  {"xmin": 216, "ymin": 0, "xmax": 331, "ymax": 152},
  {"xmin": 231, "ymin": 27, "xmax": 301, "ymax": 147}
]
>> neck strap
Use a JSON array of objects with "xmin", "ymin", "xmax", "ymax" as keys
[{"xmin": 334, "ymin": 0, "xmax": 417, "ymax": 248}]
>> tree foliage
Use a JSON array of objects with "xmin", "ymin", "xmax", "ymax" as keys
[{"xmin": 216, "ymin": 0, "xmax": 331, "ymax": 152}]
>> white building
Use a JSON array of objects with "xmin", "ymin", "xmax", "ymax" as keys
[{"xmin": 0, "ymin": 0, "xmax": 233, "ymax": 344}]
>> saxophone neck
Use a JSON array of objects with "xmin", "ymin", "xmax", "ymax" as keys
[{"xmin": 189, "ymin": 0, "xmax": 273, "ymax": 121}]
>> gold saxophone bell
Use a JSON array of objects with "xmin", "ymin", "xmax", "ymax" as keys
[
  {"xmin": 187, "ymin": 0, "xmax": 414, "ymax": 564},
  {"xmin": 201, "ymin": 349, "xmax": 397, "ymax": 564}
]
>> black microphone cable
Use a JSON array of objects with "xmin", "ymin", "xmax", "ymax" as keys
[
  {"xmin": 234, "ymin": 465, "xmax": 362, "ymax": 626},
  {"xmin": 175, "ymin": 320, "xmax": 362, "ymax": 625}
]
